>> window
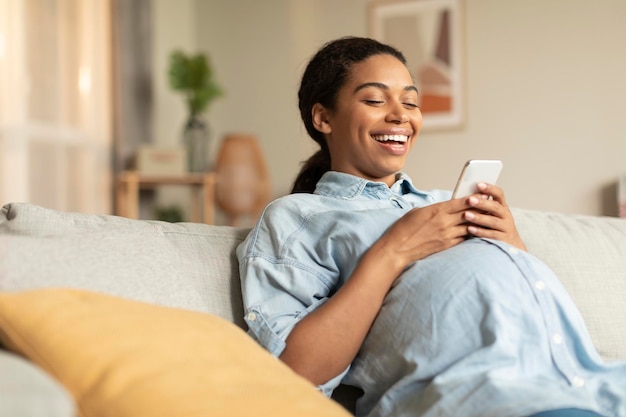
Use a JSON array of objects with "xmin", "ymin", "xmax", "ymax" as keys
[{"xmin": 0, "ymin": 0, "xmax": 112, "ymax": 213}]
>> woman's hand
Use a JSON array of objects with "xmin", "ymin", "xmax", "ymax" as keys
[
  {"xmin": 461, "ymin": 182, "xmax": 527, "ymax": 251},
  {"xmin": 373, "ymin": 197, "xmax": 471, "ymax": 271}
]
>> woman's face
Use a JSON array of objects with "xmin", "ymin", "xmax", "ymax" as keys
[{"xmin": 317, "ymin": 54, "xmax": 422, "ymax": 186}]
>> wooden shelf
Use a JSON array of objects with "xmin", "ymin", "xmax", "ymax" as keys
[{"xmin": 115, "ymin": 171, "xmax": 216, "ymax": 224}]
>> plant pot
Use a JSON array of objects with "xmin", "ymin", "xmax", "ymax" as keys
[{"xmin": 183, "ymin": 115, "xmax": 210, "ymax": 172}]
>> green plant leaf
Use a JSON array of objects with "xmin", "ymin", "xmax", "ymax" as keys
[{"xmin": 168, "ymin": 50, "xmax": 224, "ymax": 116}]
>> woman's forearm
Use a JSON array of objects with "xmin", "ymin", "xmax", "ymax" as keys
[{"xmin": 279, "ymin": 242, "xmax": 405, "ymax": 385}]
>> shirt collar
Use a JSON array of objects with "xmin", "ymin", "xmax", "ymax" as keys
[
  {"xmin": 391, "ymin": 172, "xmax": 420, "ymax": 195},
  {"xmin": 314, "ymin": 171, "xmax": 432, "ymax": 199}
]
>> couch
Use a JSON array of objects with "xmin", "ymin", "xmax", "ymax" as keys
[{"xmin": 1, "ymin": 202, "xmax": 626, "ymax": 417}]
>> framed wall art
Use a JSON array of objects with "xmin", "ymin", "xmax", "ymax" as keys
[{"xmin": 369, "ymin": 0, "xmax": 464, "ymax": 131}]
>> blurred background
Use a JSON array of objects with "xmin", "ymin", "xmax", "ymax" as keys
[{"xmin": 1, "ymin": 0, "xmax": 625, "ymax": 225}]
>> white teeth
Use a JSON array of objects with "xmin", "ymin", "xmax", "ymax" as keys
[{"xmin": 373, "ymin": 134, "xmax": 408, "ymax": 143}]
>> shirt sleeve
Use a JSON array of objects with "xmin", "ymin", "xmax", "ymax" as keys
[
  {"xmin": 237, "ymin": 243, "xmax": 349, "ymax": 395},
  {"xmin": 239, "ymin": 255, "xmax": 333, "ymax": 356}
]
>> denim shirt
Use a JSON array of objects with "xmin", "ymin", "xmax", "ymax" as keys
[{"xmin": 237, "ymin": 171, "xmax": 626, "ymax": 417}]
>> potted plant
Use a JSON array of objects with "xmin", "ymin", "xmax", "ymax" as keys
[{"xmin": 168, "ymin": 50, "xmax": 223, "ymax": 172}]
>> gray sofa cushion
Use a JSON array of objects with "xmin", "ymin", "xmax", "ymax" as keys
[
  {"xmin": 3, "ymin": 203, "xmax": 626, "ymax": 362},
  {"xmin": 0, "ymin": 203, "xmax": 249, "ymax": 328},
  {"xmin": 0, "ymin": 349, "xmax": 74, "ymax": 417}
]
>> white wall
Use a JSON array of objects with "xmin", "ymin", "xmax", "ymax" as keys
[
  {"xmin": 151, "ymin": 0, "xmax": 197, "ymax": 218},
  {"xmin": 154, "ymin": 0, "xmax": 626, "ymax": 216},
  {"xmin": 153, "ymin": 0, "xmax": 196, "ymax": 146},
  {"xmin": 413, "ymin": 0, "xmax": 626, "ymax": 216}
]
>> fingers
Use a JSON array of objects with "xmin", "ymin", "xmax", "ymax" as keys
[
  {"xmin": 461, "ymin": 184, "xmax": 528, "ymax": 251},
  {"xmin": 467, "ymin": 196, "xmax": 504, "ymax": 220},
  {"xmin": 465, "ymin": 193, "xmax": 512, "ymax": 234},
  {"xmin": 476, "ymin": 182, "xmax": 506, "ymax": 205},
  {"xmin": 467, "ymin": 220, "xmax": 527, "ymax": 251},
  {"xmin": 390, "ymin": 203, "xmax": 473, "ymax": 262},
  {"xmin": 446, "ymin": 195, "xmax": 476, "ymax": 214},
  {"xmin": 464, "ymin": 210, "xmax": 500, "ymax": 230},
  {"xmin": 467, "ymin": 224, "xmax": 500, "ymax": 240},
  {"xmin": 467, "ymin": 183, "xmax": 509, "ymax": 218}
]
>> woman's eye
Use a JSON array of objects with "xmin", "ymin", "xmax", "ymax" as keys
[
  {"xmin": 364, "ymin": 99, "xmax": 385, "ymax": 105},
  {"xmin": 403, "ymin": 102, "xmax": 419, "ymax": 109}
]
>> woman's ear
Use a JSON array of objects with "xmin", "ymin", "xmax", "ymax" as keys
[{"xmin": 312, "ymin": 103, "xmax": 332, "ymax": 134}]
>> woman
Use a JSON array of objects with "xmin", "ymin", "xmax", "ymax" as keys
[{"xmin": 237, "ymin": 36, "xmax": 625, "ymax": 417}]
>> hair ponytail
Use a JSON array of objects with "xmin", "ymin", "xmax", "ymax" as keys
[{"xmin": 290, "ymin": 146, "xmax": 330, "ymax": 193}]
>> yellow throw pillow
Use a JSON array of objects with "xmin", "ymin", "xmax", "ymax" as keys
[{"xmin": 0, "ymin": 288, "xmax": 351, "ymax": 417}]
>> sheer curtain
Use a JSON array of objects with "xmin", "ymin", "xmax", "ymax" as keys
[{"xmin": 0, "ymin": 0, "xmax": 112, "ymax": 214}]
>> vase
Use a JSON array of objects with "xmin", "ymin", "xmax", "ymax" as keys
[
  {"xmin": 214, "ymin": 133, "xmax": 271, "ymax": 226},
  {"xmin": 183, "ymin": 115, "xmax": 211, "ymax": 172}
]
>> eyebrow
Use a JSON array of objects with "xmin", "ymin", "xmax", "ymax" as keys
[{"xmin": 354, "ymin": 82, "xmax": 419, "ymax": 94}]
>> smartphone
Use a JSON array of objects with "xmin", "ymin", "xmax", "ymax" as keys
[{"xmin": 451, "ymin": 160, "xmax": 503, "ymax": 199}]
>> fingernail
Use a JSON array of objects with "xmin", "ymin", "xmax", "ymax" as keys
[
  {"xmin": 468, "ymin": 226, "xmax": 478, "ymax": 234},
  {"xmin": 477, "ymin": 182, "xmax": 487, "ymax": 190},
  {"xmin": 469, "ymin": 197, "xmax": 479, "ymax": 205},
  {"xmin": 465, "ymin": 211, "xmax": 475, "ymax": 220}
]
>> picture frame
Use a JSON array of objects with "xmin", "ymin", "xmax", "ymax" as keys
[{"xmin": 369, "ymin": 0, "xmax": 464, "ymax": 131}]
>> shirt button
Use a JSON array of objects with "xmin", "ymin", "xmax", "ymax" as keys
[
  {"xmin": 572, "ymin": 376, "xmax": 585, "ymax": 387},
  {"xmin": 552, "ymin": 333, "xmax": 563, "ymax": 345},
  {"xmin": 246, "ymin": 312, "xmax": 257, "ymax": 322},
  {"xmin": 534, "ymin": 281, "xmax": 546, "ymax": 290}
]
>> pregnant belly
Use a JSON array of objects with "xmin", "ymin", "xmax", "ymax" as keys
[{"xmin": 346, "ymin": 238, "xmax": 552, "ymax": 409}]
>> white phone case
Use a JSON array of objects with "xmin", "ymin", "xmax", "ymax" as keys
[{"xmin": 452, "ymin": 160, "xmax": 503, "ymax": 199}]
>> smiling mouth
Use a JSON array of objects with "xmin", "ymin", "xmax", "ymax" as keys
[{"xmin": 372, "ymin": 134, "xmax": 409, "ymax": 144}]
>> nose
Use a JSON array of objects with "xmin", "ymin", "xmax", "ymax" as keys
[{"xmin": 386, "ymin": 102, "xmax": 409, "ymax": 124}]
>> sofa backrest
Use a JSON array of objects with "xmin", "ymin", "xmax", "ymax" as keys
[
  {"xmin": 3, "ymin": 203, "xmax": 626, "ymax": 362},
  {"xmin": 512, "ymin": 207, "xmax": 626, "ymax": 361},
  {"xmin": 0, "ymin": 203, "xmax": 250, "ymax": 328}
]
